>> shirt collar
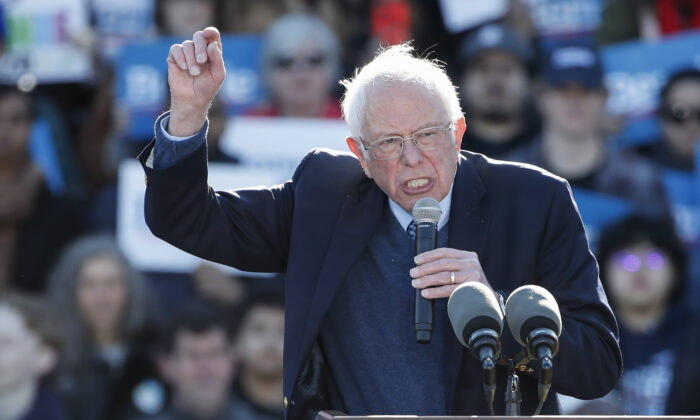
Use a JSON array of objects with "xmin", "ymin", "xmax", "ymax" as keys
[{"xmin": 388, "ymin": 183, "xmax": 453, "ymax": 231}]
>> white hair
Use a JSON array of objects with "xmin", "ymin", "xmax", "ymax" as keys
[{"xmin": 340, "ymin": 43, "xmax": 463, "ymax": 145}]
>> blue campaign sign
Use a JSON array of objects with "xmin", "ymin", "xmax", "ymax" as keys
[
  {"xmin": 662, "ymin": 169, "xmax": 699, "ymax": 247},
  {"xmin": 570, "ymin": 187, "xmax": 633, "ymax": 252},
  {"xmin": 115, "ymin": 35, "xmax": 264, "ymax": 141},
  {"xmin": 601, "ymin": 30, "xmax": 700, "ymax": 147},
  {"xmin": 522, "ymin": 0, "xmax": 602, "ymax": 40}
]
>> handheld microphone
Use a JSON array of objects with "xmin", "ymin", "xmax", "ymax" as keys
[
  {"xmin": 505, "ymin": 285, "xmax": 562, "ymax": 415},
  {"xmin": 412, "ymin": 198, "xmax": 441, "ymax": 343},
  {"xmin": 448, "ymin": 282, "xmax": 503, "ymax": 415}
]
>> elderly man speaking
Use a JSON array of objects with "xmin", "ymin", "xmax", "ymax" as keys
[{"xmin": 139, "ymin": 27, "xmax": 621, "ymax": 419}]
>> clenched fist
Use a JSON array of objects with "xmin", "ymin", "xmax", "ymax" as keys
[{"xmin": 166, "ymin": 27, "xmax": 226, "ymax": 137}]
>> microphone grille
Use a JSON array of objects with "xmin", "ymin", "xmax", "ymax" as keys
[
  {"xmin": 505, "ymin": 285, "xmax": 562, "ymax": 347},
  {"xmin": 412, "ymin": 198, "xmax": 442, "ymax": 223}
]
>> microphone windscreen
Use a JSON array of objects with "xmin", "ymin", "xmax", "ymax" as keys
[
  {"xmin": 448, "ymin": 282, "xmax": 504, "ymax": 348},
  {"xmin": 412, "ymin": 198, "xmax": 441, "ymax": 224},
  {"xmin": 505, "ymin": 285, "xmax": 562, "ymax": 347}
]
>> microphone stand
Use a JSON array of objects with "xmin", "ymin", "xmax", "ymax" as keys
[{"xmin": 504, "ymin": 359, "xmax": 521, "ymax": 416}]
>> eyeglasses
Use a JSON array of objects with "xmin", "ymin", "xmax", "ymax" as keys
[
  {"xmin": 271, "ymin": 53, "xmax": 327, "ymax": 71},
  {"xmin": 611, "ymin": 250, "xmax": 667, "ymax": 273},
  {"xmin": 360, "ymin": 122, "xmax": 455, "ymax": 160},
  {"xmin": 661, "ymin": 103, "xmax": 700, "ymax": 124}
]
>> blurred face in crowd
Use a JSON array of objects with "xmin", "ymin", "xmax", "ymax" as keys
[
  {"xmin": 349, "ymin": 82, "xmax": 465, "ymax": 213},
  {"xmin": 76, "ymin": 254, "xmax": 128, "ymax": 344},
  {"xmin": 235, "ymin": 305, "xmax": 284, "ymax": 377},
  {"xmin": 540, "ymin": 83, "xmax": 607, "ymax": 139},
  {"xmin": 0, "ymin": 305, "xmax": 55, "ymax": 394},
  {"xmin": 461, "ymin": 51, "xmax": 529, "ymax": 121},
  {"xmin": 0, "ymin": 93, "xmax": 32, "ymax": 164},
  {"xmin": 268, "ymin": 40, "xmax": 334, "ymax": 117},
  {"xmin": 160, "ymin": 328, "xmax": 234, "ymax": 415},
  {"xmin": 161, "ymin": 0, "xmax": 215, "ymax": 37},
  {"xmin": 661, "ymin": 78, "xmax": 700, "ymax": 162},
  {"xmin": 605, "ymin": 241, "xmax": 675, "ymax": 312}
]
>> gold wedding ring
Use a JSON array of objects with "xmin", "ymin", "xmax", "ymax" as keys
[{"xmin": 450, "ymin": 271, "xmax": 456, "ymax": 285}]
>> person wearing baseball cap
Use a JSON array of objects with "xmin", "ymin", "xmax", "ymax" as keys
[
  {"xmin": 507, "ymin": 42, "xmax": 670, "ymax": 218},
  {"xmin": 458, "ymin": 23, "xmax": 541, "ymax": 159}
]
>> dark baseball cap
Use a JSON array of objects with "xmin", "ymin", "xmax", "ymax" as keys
[
  {"xmin": 541, "ymin": 43, "xmax": 604, "ymax": 90},
  {"xmin": 459, "ymin": 24, "xmax": 533, "ymax": 67}
]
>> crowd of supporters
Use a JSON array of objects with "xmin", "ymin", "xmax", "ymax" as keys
[{"xmin": 1, "ymin": 0, "xmax": 700, "ymax": 418}]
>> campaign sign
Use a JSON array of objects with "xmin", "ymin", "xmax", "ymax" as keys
[
  {"xmin": 90, "ymin": 0, "xmax": 156, "ymax": 60},
  {"xmin": 438, "ymin": 0, "xmax": 507, "ymax": 33},
  {"xmin": 0, "ymin": 0, "xmax": 93, "ymax": 83},
  {"xmin": 219, "ymin": 116, "xmax": 349, "ymax": 180},
  {"xmin": 117, "ymin": 160, "xmax": 285, "ymax": 275},
  {"xmin": 601, "ymin": 30, "xmax": 700, "ymax": 146},
  {"xmin": 522, "ymin": 0, "xmax": 602, "ymax": 39},
  {"xmin": 115, "ymin": 35, "xmax": 264, "ymax": 141},
  {"xmin": 662, "ymin": 169, "xmax": 699, "ymax": 247}
]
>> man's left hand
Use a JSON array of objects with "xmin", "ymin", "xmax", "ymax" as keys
[{"xmin": 410, "ymin": 248, "xmax": 494, "ymax": 299}]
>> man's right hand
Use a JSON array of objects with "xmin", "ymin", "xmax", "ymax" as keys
[{"xmin": 166, "ymin": 27, "xmax": 226, "ymax": 137}]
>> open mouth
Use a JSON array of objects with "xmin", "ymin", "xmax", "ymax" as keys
[{"xmin": 406, "ymin": 178, "xmax": 429, "ymax": 188}]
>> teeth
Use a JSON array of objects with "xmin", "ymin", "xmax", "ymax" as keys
[{"xmin": 407, "ymin": 179, "xmax": 428, "ymax": 188}]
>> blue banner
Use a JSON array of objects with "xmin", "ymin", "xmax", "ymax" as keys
[
  {"xmin": 522, "ymin": 0, "xmax": 602, "ymax": 40},
  {"xmin": 601, "ymin": 30, "xmax": 700, "ymax": 146},
  {"xmin": 115, "ymin": 34, "xmax": 264, "ymax": 141}
]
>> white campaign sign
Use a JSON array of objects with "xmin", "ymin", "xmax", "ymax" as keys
[
  {"xmin": 0, "ymin": 0, "xmax": 93, "ymax": 83},
  {"xmin": 219, "ymin": 116, "xmax": 350, "ymax": 178},
  {"xmin": 439, "ymin": 0, "xmax": 507, "ymax": 33},
  {"xmin": 117, "ymin": 160, "xmax": 285, "ymax": 275}
]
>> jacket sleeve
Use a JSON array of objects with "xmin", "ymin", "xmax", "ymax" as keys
[
  {"xmin": 138, "ymin": 128, "xmax": 313, "ymax": 273},
  {"xmin": 536, "ymin": 179, "xmax": 623, "ymax": 399}
]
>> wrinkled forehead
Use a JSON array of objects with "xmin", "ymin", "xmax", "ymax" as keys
[{"xmin": 362, "ymin": 80, "xmax": 449, "ymax": 136}]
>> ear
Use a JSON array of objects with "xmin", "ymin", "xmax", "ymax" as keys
[
  {"xmin": 34, "ymin": 345, "xmax": 57, "ymax": 377},
  {"xmin": 346, "ymin": 137, "xmax": 373, "ymax": 179},
  {"xmin": 454, "ymin": 117, "xmax": 466, "ymax": 151}
]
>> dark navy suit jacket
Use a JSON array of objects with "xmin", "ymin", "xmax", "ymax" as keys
[{"xmin": 139, "ymin": 137, "xmax": 622, "ymax": 419}]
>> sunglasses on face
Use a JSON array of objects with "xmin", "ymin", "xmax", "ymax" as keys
[
  {"xmin": 271, "ymin": 53, "xmax": 327, "ymax": 71},
  {"xmin": 661, "ymin": 103, "xmax": 700, "ymax": 124},
  {"xmin": 611, "ymin": 250, "xmax": 667, "ymax": 273}
]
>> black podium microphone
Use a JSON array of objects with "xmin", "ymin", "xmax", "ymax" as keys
[
  {"xmin": 412, "ymin": 197, "xmax": 442, "ymax": 343},
  {"xmin": 448, "ymin": 282, "xmax": 503, "ymax": 415},
  {"xmin": 505, "ymin": 285, "xmax": 562, "ymax": 415}
]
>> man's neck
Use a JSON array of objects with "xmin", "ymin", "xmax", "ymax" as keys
[
  {"xmin": 279, "ymin": 98, "xmax": 325, "ymax": 118},
  {"xmin": 0, "ymin": 380, "xmax": 37, "ymax": 420},
  {"xmin": 469, "ymin": 114, "xmax": 522, "ymax": 145},
  {"xmin": 241, "ymin": 370, "xmax": 284, "ymax": 411},
  {"xmin": 542, "ymin": 127, "xmax": 605, "ymax": 179},
  {"xmin": 173, "ymin": 392, "xmax": 227, "ymax": 419}
]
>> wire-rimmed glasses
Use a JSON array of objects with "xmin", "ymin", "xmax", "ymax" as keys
[{"xmin": 361, "ymin": 122, "xmax": 455, "ymax": 160}]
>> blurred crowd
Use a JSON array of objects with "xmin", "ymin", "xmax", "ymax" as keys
[{"xmin": 1, "ymin": 0, "xmax": 700, "ymax": 419}]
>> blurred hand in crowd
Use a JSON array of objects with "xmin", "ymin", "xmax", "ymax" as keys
[{"xmin": 192, "ymin": 263, "xmax": 245, "ymax": 308}]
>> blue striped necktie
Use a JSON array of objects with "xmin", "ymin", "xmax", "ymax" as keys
[{"xmin": 407, "ymin": 220, "xmax": 416, "ymax": 240}]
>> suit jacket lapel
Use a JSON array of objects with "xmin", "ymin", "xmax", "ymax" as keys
[
  {"xmin": 445, "ymin": 153, "xmax": 491, "ymax": 409},
  {"xmin": 298, "ymin": 180, "xmax": 386, "ymax": 359}
]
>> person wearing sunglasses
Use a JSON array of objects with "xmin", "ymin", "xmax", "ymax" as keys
[
  {"xmin": 640, "ymin": 69, "xmax": 700, "ymax": 173},
  {"xmin": 248, "ymin": 13, "xmax": 342, "ymax": 119},
  {"xmin": 140, "ymin": 27, "xmax": 622, "ymax": 418},
  {"xmin": 596, "ymin": 214, "xmax": 700, "ymax": 415}
]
